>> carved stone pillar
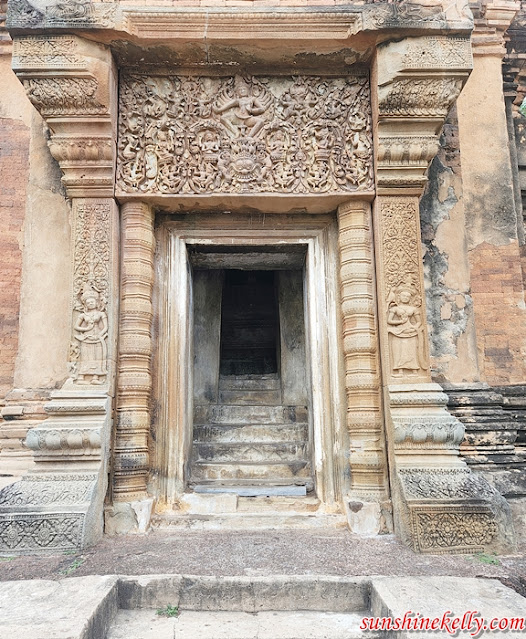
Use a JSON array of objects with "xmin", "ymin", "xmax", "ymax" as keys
[
  {"xmin": 107, "ymin": 202, "xmax": 155, "ymax": 534},
  {"xmin": 0, "ymin": 35, "xmax": 118, "ymax": 552},
  {"xmin": 373, "ymin": 36, "xmax": 515, "ymax": 553},
  {"xmin": 337, "ymin": 201, "xmax": 389, "ymax": 534}
]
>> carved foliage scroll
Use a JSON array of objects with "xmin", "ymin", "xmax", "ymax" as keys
[
  {"xmin": 23, "ymin": 77, "xmax": 105, "ymax": 117},
  {"xmin": 12, "ymin": 36, "xmax": 83, "ymax": 68},
  {"xmin": 378, "ymin": 78, "xmax": 463, "ymax": 118},
  {"xmin": 0, "ymin": 514, "xmax": 84, "ymax": 551},
  {"xmin": 69, "ymin": 202, "xmax": 111, "ymax": 385},
  {"xmin": 117, "ymin": 74, "xmax": 374, "ymax": 196},
  {"xmin": 412, "ymin": 507, "xmax": 498, "ymax": 553}
]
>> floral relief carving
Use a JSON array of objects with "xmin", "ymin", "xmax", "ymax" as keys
[
  {"xmin": 379, "ymin": 78, "xmax": 463, "ymax": 118},
  {"xmin": 69, "ymin": 203, "xmax": 110, "ymax": 385},
  {"xmin": 402, "ymin": 36, "xmax": 472, "ymax": 68},
  {"xmin": 48, "ymin": 137, "xmax": 113, "ymax": 162},
  {"xmin": 0, "ymin": 477, "xmax": 96, "ymax": 506},
  {"xmin": 117, "ymin": 74, "xmax": 374, "ymax": 195},
  {"xmin": 400, "ymin": 469, "xmax": 497, "ymax": 499},
  {"xmin": 12, "ymin": 36, "xmax": 82, "ymax": 67},
  {"xmin": 0, "ymin": 514, "xmax": 84, "ymax": 551},
  {"xmin": 412, "ymin": 508, "xmax": 498, "ymax": 552},
  {"xmin": 25, "ymin": 427, "xmax": 102, "ymax": 451},
  {"xmin": 23, "ymin": 77, "xmax": 106, "ymax": 117},
  {"xmin": 393, "ymin": 415, "xmax": 464, "ymax": 446}
]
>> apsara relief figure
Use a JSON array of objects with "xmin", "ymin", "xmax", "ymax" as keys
[
  {"xmin": 387, "ymin": 287, "xmax": 427, "ymax": 376},
  {"xmin": 74, "ymin": 285, "xmax": 108, "ymax": 384}
]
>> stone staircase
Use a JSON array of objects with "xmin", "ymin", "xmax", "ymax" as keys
[{"xmin": 190, "ymin": 374, "xmax": 313, "ymax": 494}]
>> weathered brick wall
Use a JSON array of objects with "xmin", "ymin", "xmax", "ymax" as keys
[
  {"xmin": 0, "ymin": 106, "xmax": 28, "ymax": 400},
  {"xmin": 0, "ymin": 21, "xmax": 28, "ymax": 400},
  {"xmin": 469, "ymin": 241, "xmax": 526, "ymax": 385}
]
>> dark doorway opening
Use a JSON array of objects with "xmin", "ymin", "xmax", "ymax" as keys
[{"xmin": 219, "ymin": 270, "xmax": 280, "ymax": 376}]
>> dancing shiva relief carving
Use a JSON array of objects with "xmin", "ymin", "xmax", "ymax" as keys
[{"xmin": 117, "ymin": 74, "xmax": 374, "ymax": 195}]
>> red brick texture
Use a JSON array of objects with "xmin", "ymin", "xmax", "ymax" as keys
[
  {"xmin": 469, "ymin": 240, "xmax": 526, "ymax": 385},
  {"xmin": 0, "ymin": 116, "xmax": 29, "ymax": 398}
]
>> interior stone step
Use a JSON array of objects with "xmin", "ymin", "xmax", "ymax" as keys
[
  {"xmin": 219, "ymin": 374, "xmax": 280, "ymax": 391},
  {"xmin": 192, "ymin": 441, "xmax": 309, "ymax": 463},
  {"xmin": 189, "ymin": 478, "xmax": 313, "ymax": 488},
  {"xmin": 190, "ymin": 461, "xmax": 311, "ymax": 481},
  {"xmin": 193, "ymin": 422, "xmax": 309, "ymax": 443},
  {"xmin": 194, "ymin": 405, "xmax": 308, "ymax": 425},
  {"xmin": 194, "ymin": 484, "xmax": 307, "ymax": 496},
  {"xmin": 218, "ymin": 389, "xmax": 282, "ymax": 405}
]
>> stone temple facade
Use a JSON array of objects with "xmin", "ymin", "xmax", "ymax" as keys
[{"xmin": 0, "ymin": 0, "xmax": 525, "ymax": 555}]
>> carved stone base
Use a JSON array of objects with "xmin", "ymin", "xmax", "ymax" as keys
[
  {"xmin": 0, "ymin": 389, "xmax": 111, "ymax": 553},
  {"xmin": 388, "ymin": 384, "xmax": 515, "ymax": 554}
]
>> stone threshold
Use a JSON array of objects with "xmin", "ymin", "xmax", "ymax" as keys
[{"xmin": 1, "ymin": 574, "xmax": 524, "ymax": 639}]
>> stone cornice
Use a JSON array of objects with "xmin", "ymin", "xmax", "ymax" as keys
[
  {"xmin": 471, "ymin": 0, "xmax": 520, "ymax": 55},
  {"xmin": 11, "ymin": 34, "xmax": 116, "ymax": 198},
  {"xmin": 374, "ymin": 35, "xmax": 472, "ymax": 194},
  {"xmin": 7, "ymin": 2, "xmax": 473, "ymax": 45}
]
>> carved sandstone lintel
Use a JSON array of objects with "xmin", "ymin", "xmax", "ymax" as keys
[
  {"xmin": 12, "ymin": 34, "xmax": 115, "ymax": 198},
  {"xmin": 117, "ymin": 74, "xmax": 373, "ymax": 198},
  {"xmin": 7, "ymin": 0, "xmax": 116, "ymax": 30},
  {"xmin": 375, "ymin": 36, "xmax": 472, "ymax": 194}
]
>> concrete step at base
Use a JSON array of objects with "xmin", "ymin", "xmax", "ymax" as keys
[
  {"xmin": 193, "ymin": 422, "xmax": 309, "ymax": 443},
  {"xmin": 218, "ymin": 389, "xmax": 282, "ymax": 405},
  {"xmin": 192, "ymin": 441, "xmax": 309, "ymax": 463},
  {"xmin": 107, "ymin": 609, "xmax": 374, "ymax": 639},
  {"xmin": 194, "ymin": 405, "xmax": 308, "ymax": 425},
  {"xmin": 190, "ymin": 461, "xmax": 312, "ymax": 482}
]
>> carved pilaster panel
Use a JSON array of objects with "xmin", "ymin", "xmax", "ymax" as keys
[
  {"xmin": 67, "ymin": 200, "xmax": 117, "ymax": 388},
  {"xmin": 337, "ymin": 201, "xmax": 388, "ymax": 502},
  {"xmin": 117, "ymin": 74, "xmax": 373, "ymax": 198},
  {"xmin": 373, "ymin": 195, "xmax": 514, "ymax": 553},
  {"xmin": 374, "ymin": 196, "xmax": 430, "ymax": 384},
  {"xmin": 113, "ymin": 202, "xmax": 155, "ymax": 502}
]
